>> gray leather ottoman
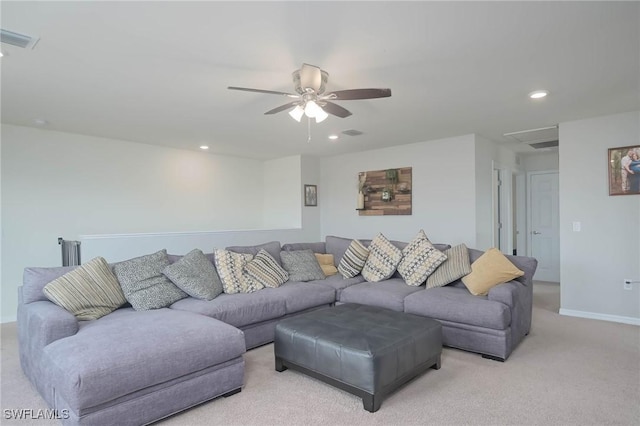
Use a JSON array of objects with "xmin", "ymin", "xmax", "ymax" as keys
[{"xmin": 274, "ymin": 303, "xmax": 442, "ymax": 412}]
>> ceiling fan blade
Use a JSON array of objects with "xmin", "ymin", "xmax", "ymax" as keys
[
  {"xmin": 325, "ymin": 88, "xmax": 392, "ymax": 100},
  {"xmin": 322, "ymin": 101, "xmax": 352, "ymax": 118},
  {"xmin": 299, "ymin": 63, "xmax": 323, "ymax": 91},
  {"xmin": 264, "ymin": 102, "xmax": 299, "ymax": 115},
  {"xmin": 228, "ymin": 86, "xmax": 299, "ymax": 98}
]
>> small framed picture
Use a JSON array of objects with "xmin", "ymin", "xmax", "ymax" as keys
[
  {"xmin": 608, "ymin": 145, "xmax": 640, "ymax": 195},
  {"xmin": 304, "ymin": 184, "xmax": 317, "ymax": 206}
]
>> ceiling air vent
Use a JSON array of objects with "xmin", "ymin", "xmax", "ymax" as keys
[
  {"xmin": 529, "ymin": 140, "xmax": 559, "ymax": 149},
  {"xmin": 1, "ymin": 29, "xmax": 39, "ymax": 49},
  {"xmin": 342, "ymin": 129, "xmax": 364, "ymax": 137},
  {"xmin": 503, "ymin": 125, "xmax": 558, "ymax": 149}
]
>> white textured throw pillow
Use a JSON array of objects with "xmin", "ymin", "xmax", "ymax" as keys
[
  {"xmin": 214, "ymin": 249, "xmax": 264, "ymax": 294},
  {"xmin": 361, "ymin": 233, "xmax": 403, "ymax": 282},
  {"xmin": 397, "ymin": 231, "xmax": 448, "ymax": 286}
]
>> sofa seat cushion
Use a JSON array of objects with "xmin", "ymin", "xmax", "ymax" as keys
[
  {"xmin": 403, "ymin": 286, "xmax": 511, "ymax": 330},
  {"xmin": 313, "ymin": 274, "xmax": 365, "ymax": 298},
  {"xmin": 170, "ymin": 291, "xmax": 287, "ymax": 327},
  {"xmin": 41, "ymin": 308, "xmax": 245, "ymax": 413},
  {"xmin": 338, "ymin": 278, "xmax": 423, "ymax": 312},
  {"xmin": 261, "ymin": 281, "xmax": 336, "ymax": 314}
]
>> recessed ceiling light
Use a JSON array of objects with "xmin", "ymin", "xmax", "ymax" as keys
[
  {"xmin": 33, "ymin": 118, "xmax": 48, "ymax": 126},
  {"xmin": 199, "ymin": 145, "xmax": 209, "ymax": 150},
  {"xmin": 328, "ymin": 135, "xmax": 339, "ymax": 140},
  {"xmin": 528, "ymin": 90, "xmax": 549, "ymax": 99}
]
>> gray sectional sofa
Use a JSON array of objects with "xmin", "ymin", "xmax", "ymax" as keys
[{"xmin": 17, "ymin": 235, "xmax": 537, "ymax": 425}]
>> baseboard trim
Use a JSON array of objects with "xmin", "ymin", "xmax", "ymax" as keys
[
  {"xmin": 559, "ymin": 309, "xmax": 640, "ymax": 326},
  {"xmin": 1, "ymin": 315, "xmax": 17, "ymax": 324}
]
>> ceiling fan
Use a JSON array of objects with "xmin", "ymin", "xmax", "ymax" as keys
[{"xmin": 228, "ymin": 63, "xmax": 391, "ymax": 123}]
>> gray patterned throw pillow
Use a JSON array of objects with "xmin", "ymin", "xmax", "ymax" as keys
[
  {"xmin": 114, "ymin": 249, "xmax": 188, "ymax": 310},
  {"xmin": 163, "ymin": 249, "xmax": 223, "ymax": 300},
  {"xmin": 280, "ymin": 249, "xmax": 326, "ymax": 282}
]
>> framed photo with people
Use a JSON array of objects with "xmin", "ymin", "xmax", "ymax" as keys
[{"xmin": 609, "ymin": 145, "xmax": 640, "ymax": 195}]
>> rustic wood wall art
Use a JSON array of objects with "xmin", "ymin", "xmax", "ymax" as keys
[{"xmin": 357, "ymin": 167, "xmax": 412, "ymax": 216}]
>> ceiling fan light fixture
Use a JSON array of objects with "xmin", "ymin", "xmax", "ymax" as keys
[
  {"xmin": 315, "ymin": 108, "xmax": 328, "ymax": 123},
  {"xmin": 288, "ymin": 105, "xmax": 304, "ymax": 122},
  {"xmin": 304, "ymin": 100, "xmax": 322, "ymax": 118}
]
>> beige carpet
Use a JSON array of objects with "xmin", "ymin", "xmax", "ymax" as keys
[{"xmin": 1, "ymin": 282, "xmax": 639, "ymax": 425}]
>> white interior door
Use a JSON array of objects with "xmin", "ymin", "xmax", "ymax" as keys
[{"xmin": 528, "ymin": 171, "xmax": 560, "ymax": 282}]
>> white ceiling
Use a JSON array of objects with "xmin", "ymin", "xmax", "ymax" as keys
[{"xmin": 1, "ymin": 1, "xmax": 638, "ymax": 159}]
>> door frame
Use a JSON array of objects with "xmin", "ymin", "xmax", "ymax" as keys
[{"xmin": 492, "ymin": 162, "xmax": 514, "ymax": 254}]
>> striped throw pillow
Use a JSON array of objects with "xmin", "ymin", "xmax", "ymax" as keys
[
  {"xmin": 338, "ymin": 239, "xmax": 370, "ymax": 278},
  {"xmin": 245, "ymin": 249, "xmax": 289, "ymax": 288},
  {"xmin": 43, "ymin": 256, "xmax": 127, "ymax": 320},
  {"xmin": 425, "ymin": 244, "xmax": 472, "ymax": 289}
]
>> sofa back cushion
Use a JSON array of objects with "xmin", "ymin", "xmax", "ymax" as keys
[
  {"xmin": 226, "ymin": 241, "xmax": 282, "ymax": 266},
  {"xmin": 281, "ymin": 242, "xmax": 326, "ymax": 253},
  {"xmin": 23, "ymin": 265, "xmax": 80, "ymax": 304}
]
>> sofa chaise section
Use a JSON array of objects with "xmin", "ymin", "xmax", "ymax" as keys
[
  {"xmin": 42, "ymin": 308, "xmax": 245, "ymax": 425},
  {"xmin": 18, "ymin": 266, "xmax": 247, "ymax": 426}
]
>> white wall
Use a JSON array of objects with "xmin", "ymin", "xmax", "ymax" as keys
[
  {"xmin": 319, "ymin": 135, "xmax": 478, "ymax": 245},
  {"xmin": 522, "ymin": 151, "xmax": 559, "ymax": 172},
  {"xmin": 301, "ymin": 155, "xmax": 321, "ymax": 241},
  {"xmin": 263, "ymin": 155, "xmax": 302, "ymax": 229},
  {"xmin": 559, "ymin": 111, "xmax": 640, "ymax": 324},
  {"xmin": 1, "ymin": 125, "xmax": 320, "ymax": 322}
]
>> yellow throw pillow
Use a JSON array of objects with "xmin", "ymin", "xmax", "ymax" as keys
[
  {"xmin": 462, "ymin": 248, "xmax": 524, "ymax": 296},
  {"xmin": 314, "ymin": 253, "xmax": 338, "ymax": 276}
]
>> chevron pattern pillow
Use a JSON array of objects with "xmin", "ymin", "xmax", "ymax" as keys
[
  {"xmin": 362, "ymin": 233, "xmax": 403, "ymax": 282},
  {"xmin": 214, "ymin": 249, "xmax": 264, "ymax": 294},
  {"xmin": 398, "ymin": 231, "xmax": 448, "ymax": 286}
]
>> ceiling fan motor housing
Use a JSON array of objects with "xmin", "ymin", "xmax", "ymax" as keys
[{"xmin": 292, "ymin": 65, "xmax": 329, "ymax": 95}]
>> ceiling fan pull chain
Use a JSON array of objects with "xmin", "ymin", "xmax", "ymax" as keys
[{"xmin": 307, "ymin": 117, "xmax": 312, "ymax": 143}]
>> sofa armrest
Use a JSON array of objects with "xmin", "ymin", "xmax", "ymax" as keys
[
  {"xmin": 488, "ymin": 278, "xmax": 532, "ymax": 346},
  {"xmin": 19, "ymin": 299, "xmax": 79, "ymax": 353},
  {"xmin": 487, "ymin": 281, "xmax": 521, "ymax": 308}
]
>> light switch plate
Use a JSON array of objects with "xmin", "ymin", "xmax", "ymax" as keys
[{"xmin": 572, "ymin": 221, "xmax": 581, "ymax": 232}]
